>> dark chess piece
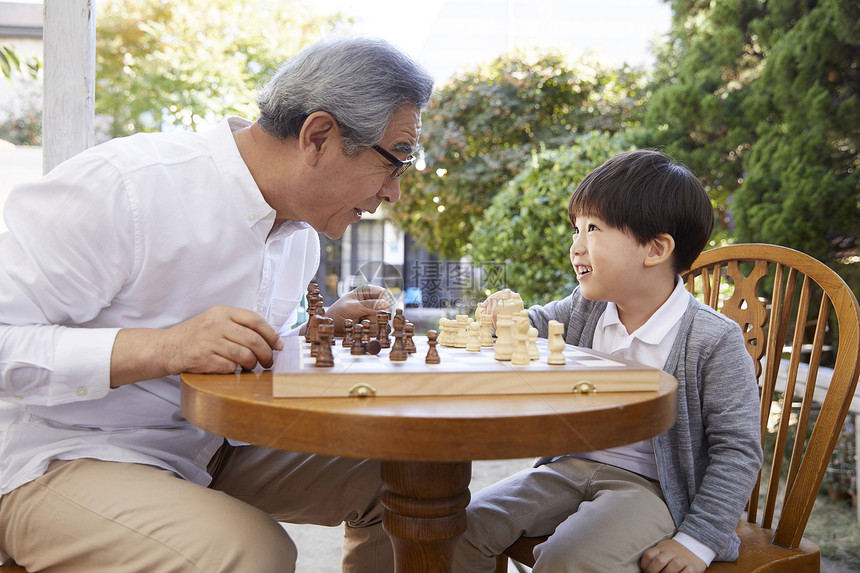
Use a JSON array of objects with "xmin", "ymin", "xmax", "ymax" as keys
[
  {"xmin": 315, "ymin": 319, "xmax": 335, "ymax": 367},
  {"xmin": 365, "ymin": 339, "xmax": 382, "ymax": 355},
  {"xmin": 304, "ymin": 284, "xmax": 321, "ymax": 344},
  {"xmin": 392, "ymin": 308, "xmax": 405, "ymax": 333},
  {"xmin": 425, "ymin": 330, "xmax": 440, "ymax": 364},
  {"xmin": 342, "ymin": 318, "xmax": 354, "ymax": 348},
  {"xmin": 309, "ymin": 306, "xmax": 325, "ymax": 356},
  {"xmin": 350, "ymin": 323, "xmax": 366, "ymax": 355},
  {"xmin": 389, "ymin": 329, "xmax": 408, "ymax": 361},
  {"xmin": 361, "ymin": 319, "xmax": 372, "ymax": 349},
  {"xmin": 404, "ymin": 322, "xmax": 416, "ymax": 353},
  {"xmin": 307, "ymin": 302, "xmax": 325, "ymax": 347},
  {"xmin": 376, "ymin": 310, "xmax": 391, "ymax": 348}
]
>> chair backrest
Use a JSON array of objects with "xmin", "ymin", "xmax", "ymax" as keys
[{"xmin": 682, "ymin": 243, "xmax": 860, "ymax": 549}]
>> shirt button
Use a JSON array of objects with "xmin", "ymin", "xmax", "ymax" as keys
[
  {"xmin": 76, "ymin": 386, "xmax": 88, "ymax": 397},
  {"xmin": 247, "ymin": 213, "xmax": 256, "ymax": 222}
]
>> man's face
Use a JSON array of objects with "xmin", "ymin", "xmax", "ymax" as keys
[{"xmin": 310, "ymin": 106, "xmax": 422, "ymax": 239}]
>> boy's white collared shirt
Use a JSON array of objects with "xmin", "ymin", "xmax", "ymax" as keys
[
  {"xmin": 588, "ymin": 277, "xmax": 716, "ymax": 566},
  {"xmin": 593, "ymin": 277, "xmax": 689, "ymax": 367}
]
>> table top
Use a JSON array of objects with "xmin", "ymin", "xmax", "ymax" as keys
[{"xmin": 181, "ymin": 358, "xmax": 677, "ymax": 462}]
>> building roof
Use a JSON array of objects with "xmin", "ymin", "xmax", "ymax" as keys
[{"xmin": 0, "ymin": 2, "xmax": 43, "ymax": 39}]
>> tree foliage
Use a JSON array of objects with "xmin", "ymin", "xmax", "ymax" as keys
[
  {"xmin": 643, "ymin": 0, "xmax": 859, "ymax": 262},
  {"xmin": 469, "ymin": 133, "xmax": 633, "ymax": 304},
  {"xmin": 388, "ymin": 50, "xmax": 649, "ymax": 259},
  {"xmin": 0, "ymin": 45, "xmax": 40, "ymax": 82},
  {"xmin": 95, "ymin": 0, "xmax": 345, "ymax": 138}
]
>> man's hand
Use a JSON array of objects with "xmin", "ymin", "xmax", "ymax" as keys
[
  {"xmin": 110, "ymin": 306, "xmax": 283, "ymax": 387},
  {"xmin": 640, "ymin": 539, "xmax": 707, "ymax": 573},
  {"xmin": 325, "ymin": 284, "xmax": 394, "ymax": 335}
]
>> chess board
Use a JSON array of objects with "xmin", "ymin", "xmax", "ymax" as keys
[{"xmin": 271, "ymin": 335, "xmax": 662, "ymax": 398}]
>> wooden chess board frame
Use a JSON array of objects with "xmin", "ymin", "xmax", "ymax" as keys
[{"xmin": 271, "ymin": 336, "xmax": 662, "ymax": 398}]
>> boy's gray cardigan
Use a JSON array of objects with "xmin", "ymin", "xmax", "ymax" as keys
[{"xmin": 528, "ymin": 287, "xmax": 763, "ymax": 561}]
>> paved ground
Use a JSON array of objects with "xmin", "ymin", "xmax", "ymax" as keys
[
  {"xmin": 283, "ymin": 458, "xmax": 532, "ymax": 572},
  {"xmin": 282, "ymin": 458, "xmax": 860, "ymax": 572}
]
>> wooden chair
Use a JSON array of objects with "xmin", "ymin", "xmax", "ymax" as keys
[{"xmin": 495, "ymin": 243, "xmax": 860, "ymax": 573}]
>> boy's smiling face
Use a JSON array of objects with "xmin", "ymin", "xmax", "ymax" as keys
[{"xmin": 569, "ymin": 214, "xmax": 651, "ymax": 304}]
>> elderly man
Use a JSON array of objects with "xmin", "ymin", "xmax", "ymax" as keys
[{"xmin": 0, "ymin": 37, "xmax": 433, "ymax": 572}]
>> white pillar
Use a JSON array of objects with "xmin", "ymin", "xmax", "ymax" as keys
[{"xmin": 42, "ymin": 0, "xmax": 95, "ymax": 173}]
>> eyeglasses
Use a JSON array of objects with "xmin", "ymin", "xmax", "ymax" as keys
[{"xmin": 371, "ymin": 145, "xmax": 416, "ymax": 180}]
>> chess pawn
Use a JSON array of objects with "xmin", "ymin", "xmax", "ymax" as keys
[
  {"xmin": 494, "ymin": 299, "xmax": 515, "ymax": 361},
  {"xmin": 454, "ymin": 315, "xmax": 470, "ymax": 348},
  {"xmin": 342, "ymin": 318, "xmax": 354, "ymax": 348},
  {"xmin": 425, "ymin": 330, "xmax": 441, "ymax": 364},
  {"xmin": 404, "ymin": 322, "xmax": 416, "ymax": 353},
  {"xmin": 444, "ymin": 317, "xmax": 458, "ymax": 347},
  {"xmin": 438, "ymin": 318, "xmax": 453, "ymax": 347},
  {"xmin": 511, "ymin": 329, "xmax": 530, "ymax": 365},
  {"xmin": 436, "ymin": 318, "xmax": 447, "ymax": 346},
  {"xmin": 527, "ymin": 326, "xmax": 540, "ymax": 360},
  {"xmin": 315, "ymin": 319, "xmax": 335, "ymax": 367},
  {"xmin": 350, "ymin": 323, "xmax": 366, "ymax": 355},
  {"xmin": 515, "ymin": 310, "xmax": 529, "ymax": 338},
  {"xmin": 466, "ymin": 322, "xmax": 482, "ymax": 352},
  {"xmin": 479, "ymin": 313, "xmax": 494, "ymax": 347},
  {"xmin": 361, "ymin": 319, "xmax": 372, "ymax": 349},
  {"xmin": 547, "ymin": 320, "xmax": 566, "ymax": 365}
]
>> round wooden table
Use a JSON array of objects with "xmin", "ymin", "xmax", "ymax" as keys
[{"xmin": 181, "ymin": 369, "xmax": 677, "ymax": 572}]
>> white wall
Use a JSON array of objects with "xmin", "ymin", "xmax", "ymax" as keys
[{"xmin": 0, "ymin": 143, "xmax": 42, "ymax": 232}]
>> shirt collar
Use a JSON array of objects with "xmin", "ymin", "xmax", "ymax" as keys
[
  {"xmin": 207, "ymin": 117, "xmax": 280, "ymax": 232},
  {"xmin": 603, "ymin": 277, "xmax": 689, "ymax": 346}
]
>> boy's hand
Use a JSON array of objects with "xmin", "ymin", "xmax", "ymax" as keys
[
  {"xmin": 640, "ymin": 539, "xmax": 707, "ymax": 573},
  {"xmin": 480, "ymin": 289, "xmax": 515, "ymax": 331}
]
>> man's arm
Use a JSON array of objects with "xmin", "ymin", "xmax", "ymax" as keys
[{"xmin": 109, "ymin": 306, "xmax": 284, "ymax": 387}]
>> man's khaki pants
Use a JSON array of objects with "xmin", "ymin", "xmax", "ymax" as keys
[{"xmin": 0, "ymin": 444, "xmax": 393, "ymax": 572}]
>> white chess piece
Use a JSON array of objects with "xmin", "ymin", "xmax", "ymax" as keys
[
  {"xmin": 466, "ymin": 322, "xmax": 482, "ymax": 352},
  {"xmin": 479, "ymin": 313, "xmax": 494, "ymax": 347},
  {"xmin": 437, "ymin": 318, "xmax": 449, "ymax": 346},
  {"xmin": 511, "ymin": 292, "xmax": 525, "ymax": 313},
  {"xmin": 439, "ymin": 317, "xmax": 456, "ymax": 347},
  {"xmin": 527, "ymin": 326, "xmax": 540, "ymax": 360},
  {"xmin": 494, "ymin": 299, "xmax": 515, "ymax": 361},
  {"xmin": 511, "ymin": 330, "xmax": 530, "ymax": 365},
  {"xmin": 454, "ymin": 315, "xmax": 470, "ymax": 348},
  {"xmin": 475, "ymin": 301, "xmax": 486, "ymax": 323},
  {"xmin": 511, "ymin": 312, "xmax": 530, "ymax": 365},
  {"xmin": 547, "ymin": 320, "xmax": 566, "ymax": 365}
]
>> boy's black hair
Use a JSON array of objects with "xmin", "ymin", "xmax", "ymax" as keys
[{"xmin": 567, "ymin": 149, "xmax": 714, "ymax": 273}]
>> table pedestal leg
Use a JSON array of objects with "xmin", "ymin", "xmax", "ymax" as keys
[{"xmin": 381, "ymin": 460, "xmax": 472, "ymax": 573}]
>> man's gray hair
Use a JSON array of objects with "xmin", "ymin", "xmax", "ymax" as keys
[{"xmin": 257, "ymin": 37, "xmax": 434, "ymax": 157}]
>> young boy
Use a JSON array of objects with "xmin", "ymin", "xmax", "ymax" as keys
[{"xmin": 453, "ymin": 150, "xmax": 763, "ymax": 573}]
